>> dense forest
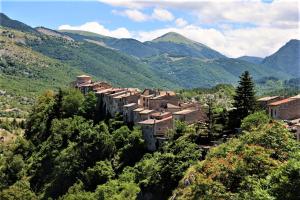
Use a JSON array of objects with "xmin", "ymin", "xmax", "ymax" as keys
[{"xmin": 0, "ymin": 81, "xmax": 299, "ymax": 199}]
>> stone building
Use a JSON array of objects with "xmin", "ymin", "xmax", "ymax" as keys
[
  {"xmin": 257, "ymin": 96, "xmax": 283, "ymax": 111},
  {"xmin": 123, "ymin": 103, "xmax": 138, "ymax": 123},
  {"xmin": 74, "ymin": 75, "xmax": 207, "ymax": 151},
  {"xmin": 268, "ymin": 95, "xmax": 300, "ymax": 120},
  {"xmin": 75, "ymin": 75, "xmax": 112, "ymax": 95},
  {"xmin": 173, "ymin": 108, "xmax": 206, "ymax": 125},
  {"xmin": 148, "ymin": 93, "xmax": 180, "ymax": 111},
  {"xmin": 138, "ymin": 113, "xmax": 173, "ymax": 151}
]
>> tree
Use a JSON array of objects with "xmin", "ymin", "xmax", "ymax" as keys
[
  {"xmin": 241, "ymin": 111, "xmax": 270, "ymax": 131},
  {"xmin": 0, "ymin": 180, "xmax": 38, "ymax": 200},
  {"xmin": 61, "ymin": 89, "xmax": 84, "ymax": 118},
  {"xmin": 232, "ymin": 71, "xmax": 256, "ymax": 127},
  {"xmin": 79, "ymin": 92, "xmax": 97, "ymax": 121},
  {"xmin": 83, "ymin": 160, "xmax": 115, "ymax": 190}
]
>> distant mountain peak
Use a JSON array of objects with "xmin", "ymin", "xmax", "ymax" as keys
[
  {"xmin": 237, "ymin": 56, "xmax": 263, "ymax": 64},
  {"xmin": 59, "ymin": 29, "xmax": 113, "ymax": 39},
  {"xmin": 0, "ymin": 13, "xmax": 38, "ymax": 34},
  {"xmin": 152, "ymin": 32, "xmax": 194, "ymax": 45},
  {"xmin": 262, "ymin": 38, "xmax": 300, "ymax": 76}
]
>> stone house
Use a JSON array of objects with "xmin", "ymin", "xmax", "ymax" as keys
[
  {"xmin": 133, "ymin": 108, "xmax": 145, "ymax": 124},
  {"xmin": 148, "ymin": 93, "xmax": 180, "ymax": 111},
  {"xmin": 138, "ymin": 114, "xmax": 173, "ymax": 151},
  {"xmin": 75, "ymin": 75, "xmax": 112, "ymax": 95},
  {"xmin": 257, "ymin": 96, "xmax": 283, "ymax": 111},
  {"xmin": 173, "ymin": 108, "xmax": 206, "ymax": 125},
  {"xmin": 268, "ymin": 95, "xmax": 300, "ymax": 120},
  {"xmin": 123, "ymin": 103, "xmax": 139, "ymax": 123}
]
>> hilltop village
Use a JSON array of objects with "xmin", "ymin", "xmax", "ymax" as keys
[
  {"xmin": 74, "ymin": 75, "xmax": 207, "ymax": 150},
  {"xmin": 74, "ymin": 75, "xmax": 300, "ymax": 151}
]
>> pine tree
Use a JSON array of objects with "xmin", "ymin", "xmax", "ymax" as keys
[{"xmin": 232, "ymin": 71, "xmax": 256, "ymax": 127}]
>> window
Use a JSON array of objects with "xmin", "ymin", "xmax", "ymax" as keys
[{"xmin": 271, "ymin": 109, "xmax": 273, "ymax": 117}]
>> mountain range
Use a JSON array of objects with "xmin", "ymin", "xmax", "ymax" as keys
[{"xmin": 0, "ymin": 13, "xmax": 299, "ymax": 98}]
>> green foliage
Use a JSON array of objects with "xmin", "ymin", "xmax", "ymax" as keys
[
  {"xmin": 61, "ymin": 89, "xmax": 84, "ymax": 117},
  {"xmin": 95, "ymin": 179, "xmax": 140, "ymax": 200},
  {"xmin": 267, "ymin": 152, "xmax": 300, "ymax": 200},
  {"xmin": 241, "ymin": 111, "xmax": 270, "ymax": 131},
  {"xmin": 79, "ymin": 92, "xmax": 97, "ymax": 120},
  {"xmin": 0, "ymin": 180, "xmax": 38, "ymax": 200},
  {"xmin": 231, "ymin": 71, "xmax": 257, "ymax": 127},
  {"xmin": 240, "ymin": 122, "xmax": 298, "ymax": 161},
  {"xmin": 28, "ymin": 33, "xmax": 175, "ymax": 89},
  {"xmin": 60, "ymin": 181, "xmax": 95, "ymax": 200},
  {"xmin": 83, "ymin": 160, "xmax": 115, "ymax": 190},
  {"xmin": 172, "ymin": 120, "xmax": 300, "ymax": 199}
]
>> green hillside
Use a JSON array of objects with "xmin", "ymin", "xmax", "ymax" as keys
[
  {"xmin": 27, "ymin": 34, "xmax": 177, "ymax": 89},
  {"xmin": 142, "ymin": 54, "xmax": 291, "ymax": 88},
  {"xmin": 262, "ymin": 39, "xmax": 300, "ymax": 76},
  {"xmin": 0, "ymin": 13, "xmax": 38, "ymax": 34},
  {"xmin": 145, "ymin": 32, "xmax": 226, "ymax": 59},
  {"xmin": 61, "ymin": 30, "xmax": 159, "ymax": 58},
  {"xmin": 60, "ymin": 29, "xmax": 296, "ymax": 88},
  {"xmin": 0, "ymin": 27, "xmax": 84, "ymax": 116},
  {"xmin": 237, "ymin": 56, "xmax": 263, "ymax": 64},
  {"xmin": 0, "ymin": 13, "xmax": 298, "ymax": 98}
]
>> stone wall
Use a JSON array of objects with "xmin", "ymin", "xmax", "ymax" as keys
[{"xmin": 269, "ymin": 98, "xmax": 300, "ymax": 120}]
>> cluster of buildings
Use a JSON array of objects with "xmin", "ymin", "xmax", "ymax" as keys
[
  {"xmin": 258, "ymin": 94, "xmax": 300, "ymax": 141},
  {"xmin": 74, "ymin": 75, "xmax": 207, "ymax": 150},
  {"xmin": 74, "ymin": 75, "xmax": 300, "ymax": 148}
]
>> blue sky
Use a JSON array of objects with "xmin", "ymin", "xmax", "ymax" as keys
[{"xmin": 1, "ymin": 0, "xmax": 299, "ymax": 57}]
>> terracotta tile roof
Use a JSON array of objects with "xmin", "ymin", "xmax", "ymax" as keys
[
  {"xmin": 139, "ymin": 109, "xmax": 154, "ymax": 114},
  {"xmin": 268, "ymin": 98, "xmax": 296, "ymax": 106},
  {"xmin": 124, "ymin": 103, "xmax": 136, "ymax": 107},
  {"xmin": 151, "ymin": 112, "xmax": 171, "ymax": 117},
  {"xmin": 77, "ymin": 75, "xmax": 91, "ymax": 78},
  {"xmin": 95, "ymin": 88, "xmax": 114, "ymax": 94},
  {"xmin": 257, "ymin": 96, "xmax": 279, "ymax": 101},
  {"xmin": 167, "ymin": 103, "xmax": 180, "ymax": 108},
  {"xmin": 173, "ymin": 109, "xmax": 196, "ymax": 115},
  {"xmin": 291, "ymin": 94, "xmax": 300, "ymax": 99},
  {"xmin": 141, "ymin": 94, "xmax": 154, "ymax": 98},
  {"xmin": 138, "ymin": 116, "xmax": 172, "ymax": 125},
  {"xmin": 109, "ymin": 90, "xmax": 127, "ymax": 97},
  {"xmin": 134, "ymin": 108, "xmax": 144, "ymax": 112}
]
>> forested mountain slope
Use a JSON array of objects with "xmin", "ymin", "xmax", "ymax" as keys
[
  {"xmin": 0, "ymin": 13, "xmax": 298, "ymax": 95},
  {"xmin": 262, "ymin": 39, "xmax": 300, "ymax": 76}
]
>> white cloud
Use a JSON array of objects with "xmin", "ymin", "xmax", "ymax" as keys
[
  {"xmin": 100, "ymin": 0, "xmax": 299, "ymax": 29},
  {"xmin": 59, "ymin": 21, "xmax": 299, "ymax": 57},
  {"xmin": 151, "ymin": 8, "xmax": 174, "ymax": 21},
  {"xmin": 113, "ymin": 9, "xmax": 149, "ymax": 22},
  {"xmin": 175, "ymin": 18, "xmax": 188, "ymax": 27},
  {"xmin": 61, "ymin": 0, "xmax": 299, "ymax": 57},
  {"xmin": 134, "ymin": 25, "xmax": 299, "ymax": 58},
  {"xmin": 112, "ymin": 8, "xmax": 174, "ymax": 22},
  {"xmin": 58, "ymin": 22, "xmax": 132, "ymax": 38}
]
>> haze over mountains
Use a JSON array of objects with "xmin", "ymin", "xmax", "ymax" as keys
[{"xmin": 0, "ymin": 13, "xmax": 299, "ymax": 96}]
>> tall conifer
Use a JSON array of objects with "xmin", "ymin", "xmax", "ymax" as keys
[{"xmin": 232, "ymin": 71, "xmax": 256, "ymax": 126}]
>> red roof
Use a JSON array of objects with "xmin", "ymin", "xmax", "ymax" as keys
[{"xmin": 268, "ymin": 98, "xmax": 296, "ymax": 106}]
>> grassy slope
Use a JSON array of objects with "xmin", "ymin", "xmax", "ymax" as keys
[
  {"xmin": 0, "ymin": 27, "xmax": 83, "ymax": 96},
  {"xmin": 143, "ymin": 54, "xmax": 292, "ymax": 88},
  {"xmin": 27, "ymin": 34, "xmax": 178, "ymax": 89},
  {"xmin": 0, "ymin": 27, "xmax": 85, "ymax": 115}
]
